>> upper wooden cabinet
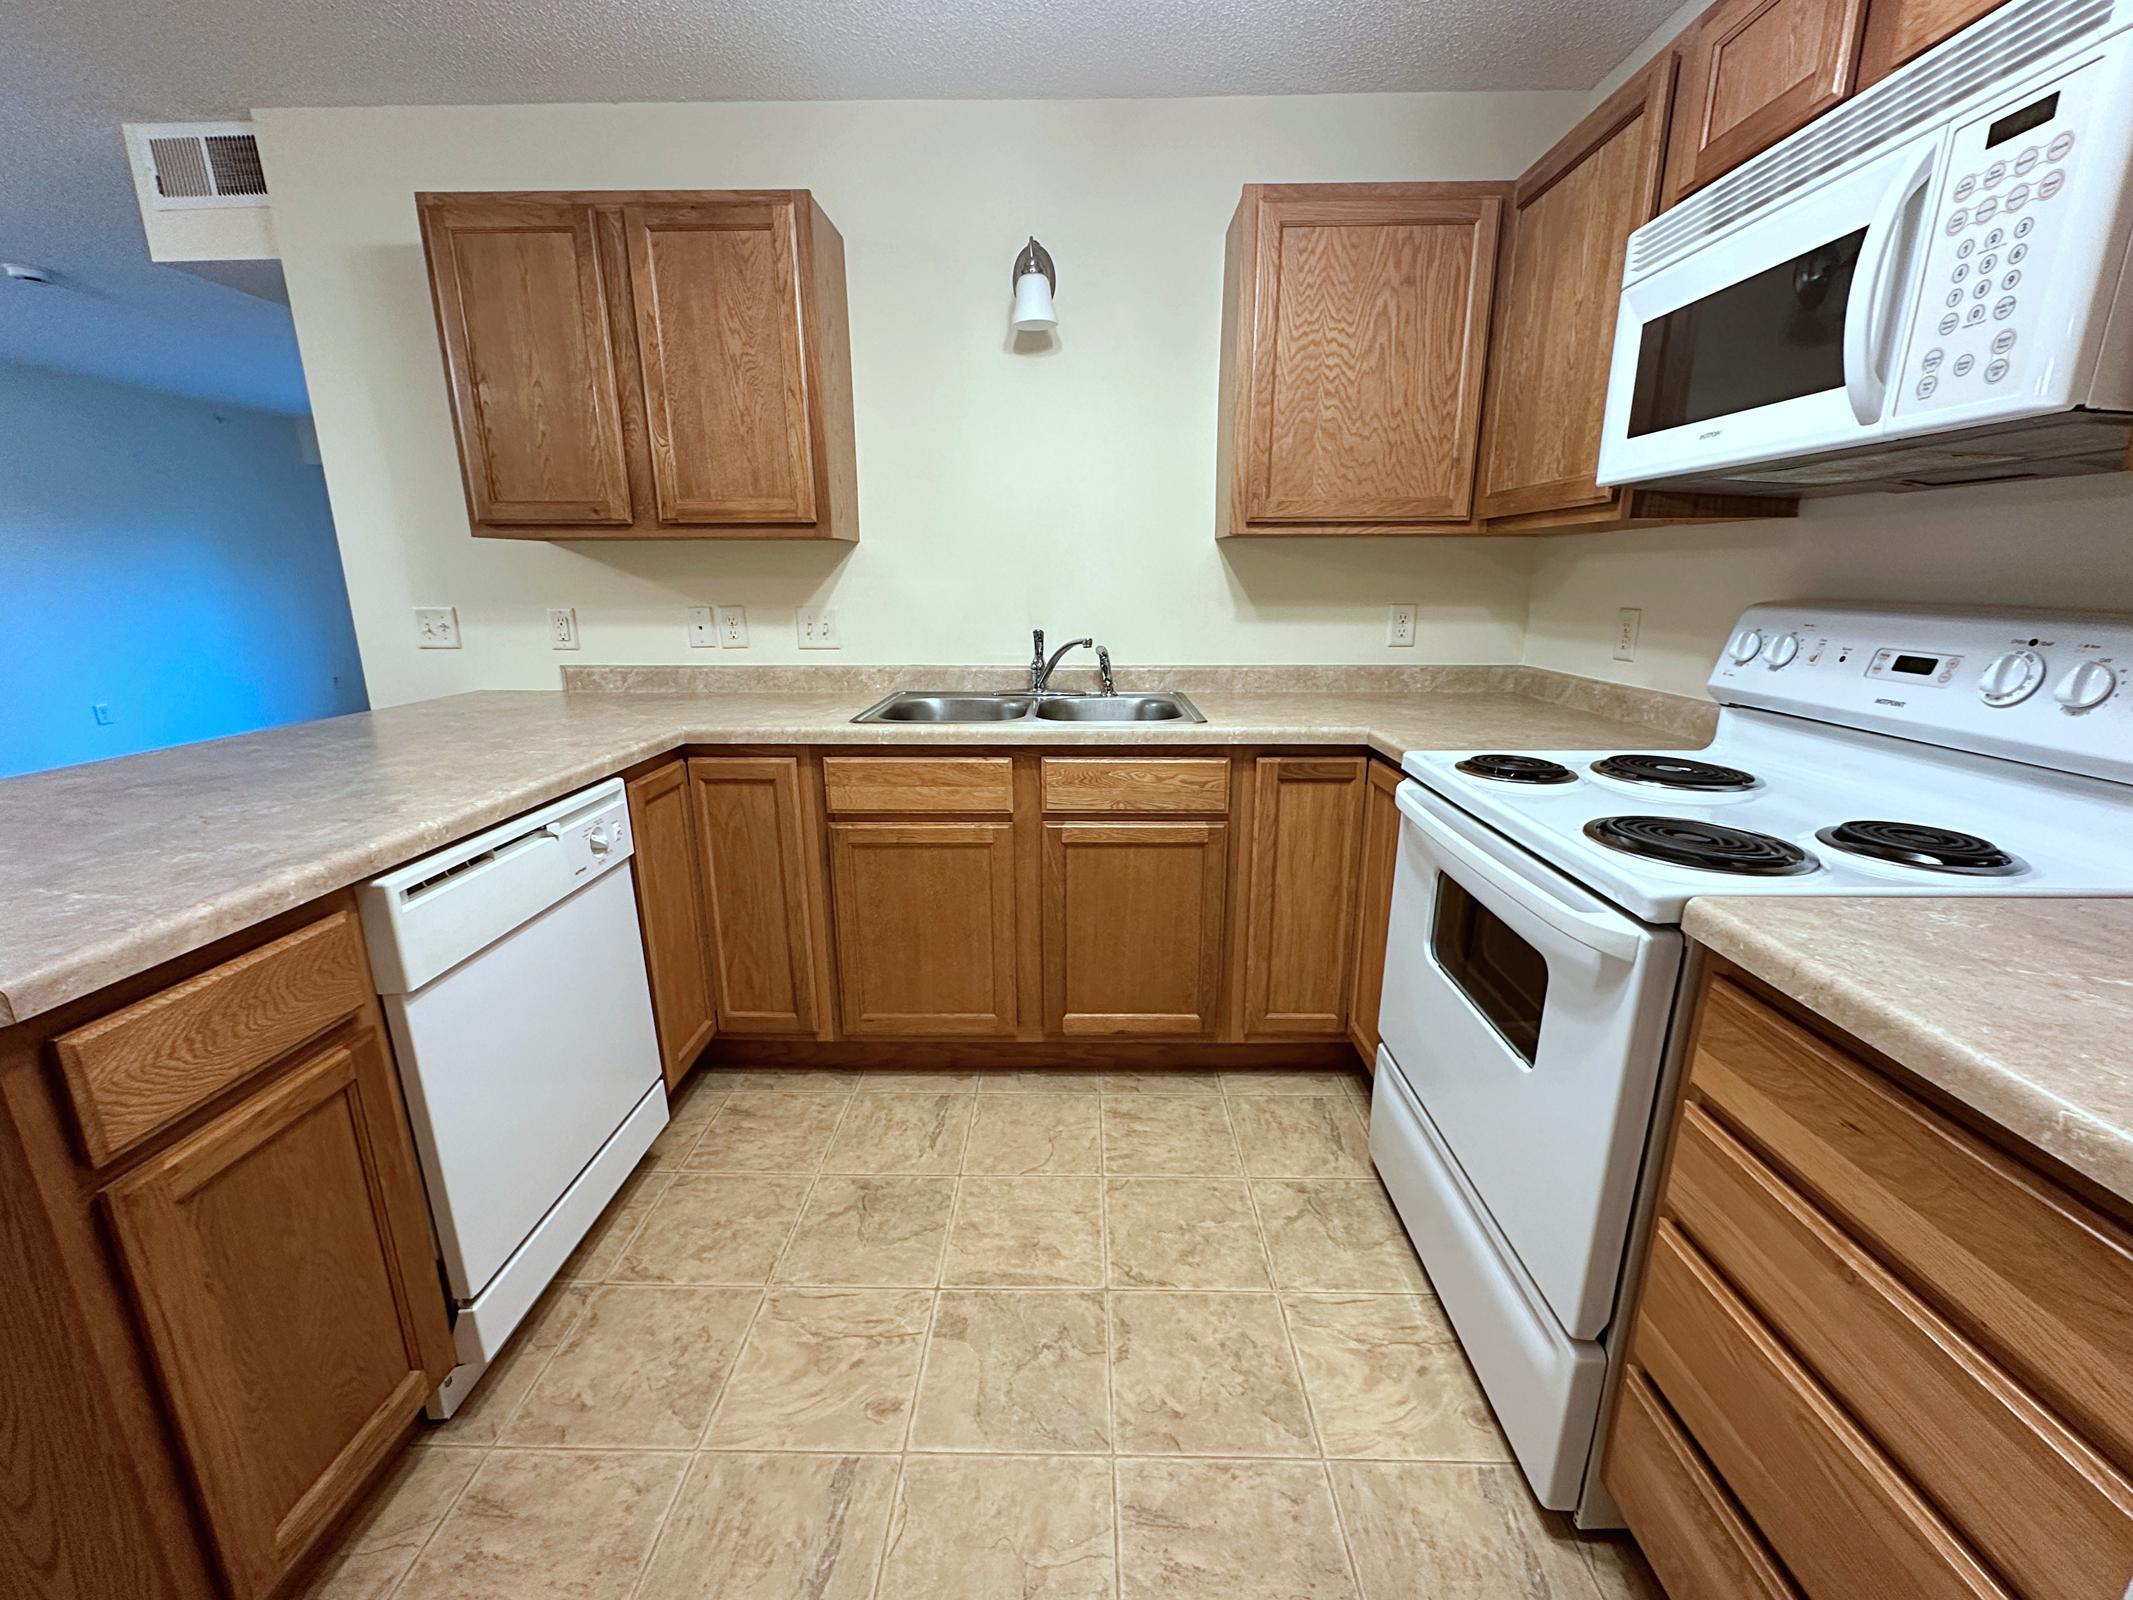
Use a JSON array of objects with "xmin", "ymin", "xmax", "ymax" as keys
[
  {"xmin": 418, "ymin": 189, "xmax": 857, "ymax": 542},
  {"xmin": 1856, "ymin": 0, "xmax": 2008, "ymax": 84},
  {"xmin": 1218, "ymin": 183, "xmax": 1508, "ymax": 536}
]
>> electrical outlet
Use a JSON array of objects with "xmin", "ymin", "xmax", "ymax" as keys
[
  {"xmin": 414, "ymin": 606, "xmax": 461, "ymax": 649},
  {"xmin": 717, "ymin": 605, "xmax": 750, "ymax": 648},
  {"xmin": 688, "ymin": 606, "xmax": 718, "ymax": 648},
  {"xmin": 548, "ymin": 607, "xmax": 579, "ymax": 650},
  {"xmin": 797, "ymin": 607, "xmax": 841, "ymax": 649},
  {"xmin": 1614, "ymin": 607, "xmax": 1643, "ymax": 662},
  {"xmin": 1386, "ymin": 603, "xmax": 1418, "ymax": 648}
]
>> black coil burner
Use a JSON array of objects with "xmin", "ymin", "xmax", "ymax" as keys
[
  {"xmin": 1590, "ymin": 754, "xmax": 1759, "ymax": 792},
  {"xmin": 1815, "ymin": 820, "xmax": 2021, "ymax": 876},
  {"xmin": 1585, "ymin": 816, "xmax": 1816, "ymax": 876},
  {"xmin": 1455, "ymin": 754, "xmax": 1578, "ymax": 785}
]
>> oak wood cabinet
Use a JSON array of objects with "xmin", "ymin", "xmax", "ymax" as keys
[
  {"xmin": 624, "ymin": 761, "xmax": 717, "ymax": 1089},
  {"xmin": 1043, "ymin": 822, "xmax": 1229, "ymax": 1037},
  {"xmin": 1243, "ymin": 757, "xmax": 1368, "ymax": 1037},
  {"xmin": 1344, "ymin": 761, "xmax": 1404, "ymax": 1064},
  {"xmin": 417, "ymin": 189, "xmax": 857, "ymax": 542},
  {"xmin": 688, "ymin": 756, "xmax": 830, "ymax": 1036},
  {"xmin": 828, "ymin": 822, "xmax": 1020, "ymax": 1036},
  {"xmin": 1217, "ymin": 183, "xmax": 1508, "ymax": 536},
  {"xmin": 1856, "ymin": 0, "xmax": 2008, "ymax": 83}
]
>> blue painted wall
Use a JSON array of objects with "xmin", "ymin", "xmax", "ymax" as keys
[{"xmin": 0, "ymin": 361, "xmax": 367, "ymax": 778}]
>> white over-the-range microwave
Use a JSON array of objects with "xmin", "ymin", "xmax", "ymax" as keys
[{"xmin": 1596, "ymin": 0, "xmax": 2133, "ymax": 495}]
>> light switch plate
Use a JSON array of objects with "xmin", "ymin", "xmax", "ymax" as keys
[
  {"xmin": 414, "ymin": 606, "xmax": 461, "ymax": 649},
  {"xmin": 688, "ymin": 606, "xmax": 718, "ymax": 648},
  {"xmin": 548, "ymin": 607, "xmax": 579, "ymax": 650},
  {"xmin": 1614, "ymin": 607, "xmax": 1642, "ymax": 662},
  {"xmin": 1386, "ymin": 604, "xmax": 1418, "ymax": 648},
  {"xmin": 717, "ymin": 605, "xmax": 750, "ymax": 648},
  {"xmin": 797, "ymin": 607, "xmax": 841, "ymax": 649}
]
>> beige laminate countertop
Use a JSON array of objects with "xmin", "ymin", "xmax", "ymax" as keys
[
  {"xmin": 1686, "ymin": 896, "xmax": 2133, "ymax": 1207},
  {"xmin": 0, "ymin": 679, "xmax": 1705, "ymax": 1028}
]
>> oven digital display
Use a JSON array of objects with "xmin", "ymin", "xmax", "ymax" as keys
[
  {"xmin": 1890, "ymin": 653, "xmax": 1939, "ymax": 676},
  {"xmin": 1987, "ymin": 92, "xmax": 2059, "ymax": 148}
]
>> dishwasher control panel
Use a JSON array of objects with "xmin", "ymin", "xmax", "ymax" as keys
[{"xmin": 554, "ymin": 803, "xmax": 632, "ymax": 881}]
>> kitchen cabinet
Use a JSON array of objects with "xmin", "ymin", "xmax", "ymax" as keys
[
  {"xmin": 688, "ymin": 756, "xmax": 830, "ymax": 1036},
  {"xmin": 1243, "ymin": 757, "xmax": 1368, "ymax": 1037},
  {"xmin": 1043, "ymin": 822, "xmax": 1229, "ymax": 1037},
  {"xmin": 1856, "ymin": 0, "xmax": 2008, "ymax": 84},
  {"xmin": 828, "ymin": 822, "xmax": 1020, "ymax": 1036},
  {"xmin": 1344, "ymin": 760, "xmax": 1404, "ymax": 1064},
  {"xmin": 417, "ymin": 189, "xmax": 857, "ymax": 542},
  {"xmin": 624, "ymin": 761, "xmax": 717, "ymax": 1089},
  {"xmin": 1217, "ymin": 183, "xmax": 1508, "ymax": 535},
  {"xmin": 1606, "ymin": 967, "xmax": 2133, "ymax": 1600}
]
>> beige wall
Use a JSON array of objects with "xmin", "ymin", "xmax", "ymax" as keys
[{"xmin": 257, "ymin": 94, "xmax": 1580, "ymax": 708}]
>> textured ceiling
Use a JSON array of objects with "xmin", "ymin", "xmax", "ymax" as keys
[{"xmin": 0, "ymin": 0, "xmax": 1676, "ymax": 412}]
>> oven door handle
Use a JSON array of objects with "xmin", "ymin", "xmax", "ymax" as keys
[
  {"xmin": 1844, "ymin": 143, "xmax": 1937, "ymax": 426},
  {"xmin": 1396, "ymin": 786, "xmax": 1646, "ymax": 966}
]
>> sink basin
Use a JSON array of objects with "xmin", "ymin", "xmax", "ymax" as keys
[
  {"xmin": 1033, "ymin": 694, "xmax": 1199, "ymax": 722},
  {"xmin": 857, "ymin": 694, "xmax": 1034, "ymax": 722},
  {"xmin": 852, "ymin": 690, "xmax": 1205, "ymax": 725}
]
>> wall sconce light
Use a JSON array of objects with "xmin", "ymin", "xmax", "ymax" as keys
[{"xmin": 1010, "ymin": 237, "xmax": 1057, "ymax": 333}]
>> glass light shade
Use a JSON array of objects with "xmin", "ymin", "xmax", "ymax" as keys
[{"xmin": 1010, "ymin": 270, "xmax": 1057, "ymax": 332}]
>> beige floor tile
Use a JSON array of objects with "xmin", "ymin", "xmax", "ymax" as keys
[
  {"xmin": 1330, "ymin": 1461, "xmax": 1601, "ymax": 1600},
  {"xmin": 877, "ymin": 1455, "xmax": 1115, "ymax": 1600},
  {"xmin": 697, "ymin": 1067, "xmax": 859, "ymax": 1094},
  {"xmin": 418, "ymin": 1283, "xmax": 589, "ymax": 1446},
  {"xmin": 686, "ymin": 1093, "xmax": 849, "ymax": 1173},
  {"xmin": 1283, "ymin": 1294, "xmax": 1510, "ymax": 1460},
  {"xmin": 297, "ymin": 1447, "xmax": 481, "ymax": 1599},
  {"xmin": 1109, "ymin": 1291, "xmax": 1316, "ymax": 1456},
  {"xmin": 849, "ymin": 1068, "xmax": 981, "ymax": 1091},
  {"xmin": 908, "ymin": 1290, "xmax": 1110, "ymax": 1452},
  {"xmin": 614, "ymin": 1173, "xmax": 812, "ymax": 1284},
  {"xmin": 1582, "ymin": 1534, "xmax": 1667, "ymax": 1600},
  {"xmin": 964, "ymin": 1093, "xmax": 1102, "ymax": 1174},
  {"xmin": 1101, "ymin": 1097, "xmax": 1241, "ymax": 1175},
  {"xmin": 942, "ymin": 1177, "xmax": 1104, "ymax": 1286},
  {"xmin": 1221, "ymin": 1068, "xmax": 1366, "ymax": 1096},
  {"xmin": 395, "ymin": 1449, "xmax": 686, "ymax": 1600},
  {"xmin": 1104, "ymin": 1178, "xmax": 1272, "ymax": 1289},
  {"xmin": 639, "ymin": 1086, "xmax": 728, "ymax": 1168},
  {"xmin": 705, "ymin": 1288, "xmax": 933, "ymax": 1450},
  {"xmin": 1116, "ymin": 1459, "xmax": 1357, "ymax": 1600},
  {"xmin": 776, "ymin": 1176, "xmax": 957, "ymax": 1286},
  {"xmin": 557, "ymin": 1167, "xmax": 673, "ymax": 1283},
  {"xmin": 1230, "ymin": 1097, "xmax": 1375, "ymax": 1178},
  {"xmin": 1254, "ymin": 1180, "xmax": 1429, "ymax": 1292},
  {"xmin": 636, "ymin": 1453, "xmax": 899, "ymax": 1600},
  {"xmin": 1101, "ymin": 1069, "xmax": 1223, "ymax": 1095},
  {"xmin": 822, "ymin": 1091, "xmax": 974, "ymax": 1174},
  {"xmin": 980, "ymin": 1068, "xmax": 1107, "ymax": 1093},
  {"xmin": 501, "ymin": 1284, "xmax": 757, "ymax": 1448}
]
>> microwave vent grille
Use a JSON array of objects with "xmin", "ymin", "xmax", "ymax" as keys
[{"xmin": 1629, "ymin": 0, "xmax": 2115, "ymax": 278}]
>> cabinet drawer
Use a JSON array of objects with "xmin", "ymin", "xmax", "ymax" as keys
[
  {"xmin": 55, "ymin": 910, "xmax": 374, "ymax": 1165},
  {"xmin": 822, "ymin": 756, "xmax": 1014, "ymax": 814},
  {"xmin": 1633, "ymin": 1222, "xmax": 2008, "ymax": 1600},
  {"xmin": 1689, "ymin": 978, "xmax": 2133, "ymax": 1475},
  {"xmin": 1040, "ymin": 758, "xmax": 1230, "ymax": 814},
  {"xmin": 1604, "ymin": 1367, "xmax": 1799, "ymax": 1600}
]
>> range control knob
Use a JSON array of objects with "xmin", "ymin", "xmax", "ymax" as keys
[
  {"xmin": 1765, "ymin": 633, "xmax": 1801, "ymax": 668},
  {"xmin": 1728, "ymin": 628, "xmax": 1766, "ymax": 664},
  {"xmin": 1977, "ymin": 649, "xmax": 2046, "ymax": 706},
  {"xmin": 2053, "ymin": 659, "xmax": 2117, "ymax": 711}
]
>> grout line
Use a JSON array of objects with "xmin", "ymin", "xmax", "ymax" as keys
[
  {"xmin": 866, "ymin": 1452, "xmax": 910, "ymax": 1600},
  {"xmin": 618, "ymin": 1449, "xmax": 696, "ymax": 1600},
  {"xmin": 375, "ymin": 1442, "xmax": 492, "ymax": 1600}
]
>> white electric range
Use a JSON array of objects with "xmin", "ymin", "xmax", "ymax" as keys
[{"xmin": 1369, "ymin": 600, "xmax": 2133, "ymax": 1526}]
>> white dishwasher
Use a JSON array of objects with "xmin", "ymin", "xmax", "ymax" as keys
[{"xmin": 358, "ymin": 777, "xmax": 667, "ymax": 1415}]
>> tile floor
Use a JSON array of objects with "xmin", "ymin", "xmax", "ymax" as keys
[{"xmin": 301, "ymin": 1064, "xmax": 1662, "ymax": 1600}]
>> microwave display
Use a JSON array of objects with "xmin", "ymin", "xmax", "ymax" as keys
[
  {"xmin": 1627, "ymin": 228, "xmax": 1867, "ymax": 437},
  {"xmin": 1987, "ymin": 92, "xmax": 2059, "ymax": 148}
]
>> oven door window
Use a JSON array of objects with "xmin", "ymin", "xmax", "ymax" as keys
[
  {"xmin": 1627, "ymin": 227, "xmax": 1867, "ymax": 437},
  {"xmin": 1430, "ymin": 874, "xmax": 1550, "ymax": 1065}
]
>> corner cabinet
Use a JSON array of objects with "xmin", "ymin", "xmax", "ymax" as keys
[
  {"xmin": 417, "ymin": 189, "xmax": 857, "ymax": 542},
  {"xmin": 624, "ymin": 761, "xmax": 717, "ymax": 1088}
]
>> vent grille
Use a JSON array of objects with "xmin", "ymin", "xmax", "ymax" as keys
[
  {"xmin": 1629, "ymin": 0, "xmax": 2116, "ymax": 277},
  {"xmin": 205, "ymin": 134, "xmax": 266, "ymax": 196},
  {"xmin": 147, "ymin": 135, "xmax": 213, "ymax": 199},
  {"xmin": 134, "ymin": 124, "xmax": 269, "ymax": 208}
]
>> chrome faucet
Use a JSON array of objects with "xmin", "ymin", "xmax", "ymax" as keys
[
  {"xmin": 1029, "ymin": 629, "xmax": 1093, "ymax": 694},
  {"xmin": 1096, "ymin": 646, "xmax": 1115, "ymax": 697}
]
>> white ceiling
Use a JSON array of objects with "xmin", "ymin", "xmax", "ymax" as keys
[{"xmin": 0, "ymin": 0, "xmax": 1675, "ymax": 413}]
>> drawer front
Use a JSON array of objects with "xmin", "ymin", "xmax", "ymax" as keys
[
  {"xmin": 1633, "ymin": 1221, "xmax": 2009, "ymax": 1600},
  {"xmin": 1689, "ymin": 979, "xmax": 2133, "ymax": 1476},
  {"xmin": 822, "ymin": 756, "xmax": 1014, "ymax": 814},
  {"xmin": 1605, "ymin": 1367, "xmax": 1799, "ymax": 1600},
  {"xmin": 1668, "ymin": 1104, "xmax": 2133, "ymax": 1600},
  {"xmin": 1040, "ymin": 757, "xmax": 1230, "ymax": 814},
  {"xmin": 55, "ymin": 910, "xmax": 374, "ymax": 1165}
]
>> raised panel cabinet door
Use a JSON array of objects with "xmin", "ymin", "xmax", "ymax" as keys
[
  {"xmin": 102, "ymin": 1027, "xmax": 451, "ymax": 1600},
  {"xmin": 625, "ymin": 761, "xmax": 717, "ymax": 1089},
  {"xmin": 417, "ymin": 196, "xmax": 634, "ymax": 526},
  {"xmin": 1237, "ymin": 185, "xmax": 1505, "ymax": 526},
  {"xmin": 828, "ymin": 823, "xmax": 1019, "ymax": 1036},
  {"xmin": 1476, "ymin": 59, "xmax": 1677, "ymax": 521},
  {"xmin": 623, "ymin": 198, "xmax": 818, "ymax": 526},
  {"xmin": 688, "ymin": 756, "xmax": 824, "ymax": 1036},
  {"xmin": 1665, "ymin": 0, "xmax": 1870, "ymax": 204},
  {"xmin": 1043, "ymin": 822, "xmax": 1228, "ymax": 1038},
  {"xmin": 1244, "ymin": 757, "xmax": 1368, "ymax": 1037},
  {"xmin": 1856, "ymin": 0, "xmax": 2006, "ymax": 84},
  {"xmin": 1344, "ymin": 762, "xmax": 1405, "ymax": 1063}
]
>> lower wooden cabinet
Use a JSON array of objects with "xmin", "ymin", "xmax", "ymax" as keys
[
  {"xmin": 1244, "ymin": 756, "xmax": 1368, "ymax": 1037},
  {"xmin": 828, "ymin": 821, "xmax": 1019, "ymax": 1036},
  {"xmin": 688, "ymin": 755, "xmax": 827, "ymax": 1036},
  {"xmin": 1044, "ymin": 821, "xmax": 1228, "ymax": 1037},
  {"xmin": 624, "ymin": 761, "xmax": 717, "ymax": 1088},
  {"xmin": 1345, "ymin": 761, "xmax": 1404, "ymax": 1063}
]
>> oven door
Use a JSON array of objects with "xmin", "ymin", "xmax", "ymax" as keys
[
  {"xmin": 1376, "ymin": 782, "xmax": 1682, "ymax": 1339},
  {"xmin": 1597, "ymin": 131, "xmax": 1942, "ymax": 486}
]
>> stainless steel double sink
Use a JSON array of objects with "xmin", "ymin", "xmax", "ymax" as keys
[{"xmin": 852, "ymin": 690, "xmax": 1206, "ymax": 725}]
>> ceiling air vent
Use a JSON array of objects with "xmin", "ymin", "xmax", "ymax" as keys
[{"xmin": 124, "ymin": 122, "xmax": 270, "ymax": 209}]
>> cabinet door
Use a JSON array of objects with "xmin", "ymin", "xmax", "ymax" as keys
[
  {"xmin": 829, "ymin": 823, "xmax": 1019, "ymax": 1036},
  {"xmin": 1856, "ymin": 0, "xmax": 2005, "ymax": 85},
  {"xmin": 1244, "ymin": 757, "xmax": 1368, "ymax": 1037},
  {"xmin": 1665, "ymin": 0, "xmax": 1870, "ymax": 204},
  {"xmin": 103, "ymin": 1028, "xmax": 451, "ymax": 1600},
  {"xmin": 1476, "ymin": 60, "xmax": 1676, "ymax": 522},
  {"xmin": 417, "ymin": 196, "xmax": 634, "ymax": 526},
  {"xmin": 1044, "ymin": 822, "xmax": 1228, "ymax": 1037},
  {"xmin": 1229, "ymin": 185, "xmax": 1504, "ymax": 529},
  {"xmin": 625, "ymin": 761, "xmax": 717, "ymax": 1089},
  {"xmin": 1344, "ymin": 762, "xmax": 1405, "ymax": 1064},
  {"xmin": 623, "ymin": 198, "xmax": 817, "ymax": 526},
  {"xmin": 689, "ymin": 756, "xmax": 825, "ymax": 1035}
]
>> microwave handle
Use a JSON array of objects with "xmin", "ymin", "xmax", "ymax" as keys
[
  {"xmin": 1394, "ymin": 785, "xmax": 1644, "ymax": 965},
  {"xmin": 1845, "ymin": 145, "xmax": 1937, "ymax": 425}
]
